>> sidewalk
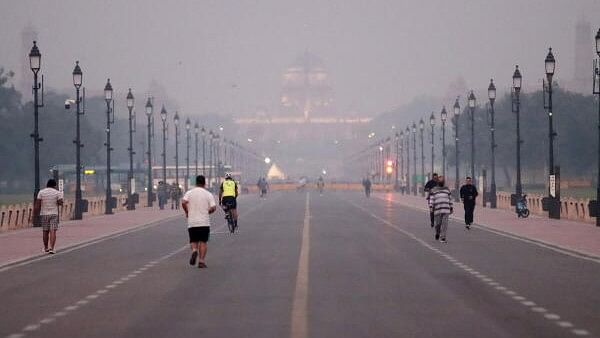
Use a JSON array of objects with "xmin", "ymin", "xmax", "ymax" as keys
[
  {"xmin": 0, "ymin": 207, "xmax": 180, "ymax": 269},
  {"xmin": 375, "ymin": 192, "xmax": 600, "ymax": 260}
]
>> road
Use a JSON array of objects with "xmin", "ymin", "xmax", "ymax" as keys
[{"xmin": 1, "ymin": 191, "xmax": 599, "ymax": 338}]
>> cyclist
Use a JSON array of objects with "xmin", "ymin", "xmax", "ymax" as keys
[
  {"xmin": 316, "ymin": 176, "xmax": 325, "ymax": 195},
  {"xmin": 219, "ymin": 172, "xmax": 239, "ymax": 228}
]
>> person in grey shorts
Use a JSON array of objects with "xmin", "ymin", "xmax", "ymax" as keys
[
  {"xmin": 34, "ymin": 179, "xmax": 64, "ymax": 254},
  {"xmin": 428, "ymin": 176, "xmax": 453, "ymax": 243}
]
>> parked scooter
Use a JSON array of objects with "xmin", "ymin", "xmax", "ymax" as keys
[{"xmin": 516, "ymin": 194, "xmax": 530, "ymax": 218}]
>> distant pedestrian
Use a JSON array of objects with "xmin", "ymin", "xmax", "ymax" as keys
[
  {"xmin": 424, "ymin": 173, "xmax": 439, "ymax": 228},
  {"xmin": 34, "ymin": 179, "xmax": 64, "ymax": 254},
  {"xmin": 362, "ymin": 177, "xmax": 372, "ymax": 197},
  {"xmin": 182, "ymin": 175, "xmax": 217, "ymax": 269},
  {"xmin": 157, "ymin": 181, "xmax": 167, "ymax": 210},
  {"xmin": 429, "ymin": 176, "xmax": 453, "ymax": 243},
  {"xmin": 460, "ymin": 177, "xmax": 479, "ymax": 229}
]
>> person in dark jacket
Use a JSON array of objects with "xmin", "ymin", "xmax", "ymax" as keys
[
  {"xmin": 424, "ymin": 173, "xmax": 439, "ymax": 228},
  {"xmin": 460, "ymin": 177, "xmax": 479, "ymax": 229}
]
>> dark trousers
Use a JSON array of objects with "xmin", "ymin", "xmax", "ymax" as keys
[
  {"xmin": 430, "ymin": 210, "xmax": 435, "ymax": 227},
  {"xmin": 464, "ymin": 202, "xmax": 475, "ymax": 225}
]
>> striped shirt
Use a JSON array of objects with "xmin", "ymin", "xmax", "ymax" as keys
[{"xmin": 429, "ymin": 186, "xmax": 453, "ymax": 215}]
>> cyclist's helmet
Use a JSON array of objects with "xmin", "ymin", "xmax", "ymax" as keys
[{"xmin": 225, "ymin": 172, "xmax": 232, "ymax": 179}]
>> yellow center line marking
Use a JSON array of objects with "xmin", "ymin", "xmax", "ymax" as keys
[{"xmin": 290, "ymin": 192, "xmax": 310, "ymax": 338}]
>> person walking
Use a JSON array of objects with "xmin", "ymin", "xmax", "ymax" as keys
[
  {"xmin": 157, "ymin": 181, "xmax": 167, "ymax": 210},
  {"xmin": 362, "ymin": 176, "xmax": 372, "ymax": 197},
  {"xmin": 460, "ymin": 176, "xmax": 479, "ymax": 229},
  {"xmin": 182, "ymin": 175, "xmax": 217, "ymax": 268},
  {"xmin": 424, "ymin": 173, "xmax": 439, "ymax": 228},
  {"xmin": 429, "ymin": 176, "xmax": 453, "ymax": 243},
  {"xmin": 34, "ymin": 179, "xmax": 64, "ymax": 254}
]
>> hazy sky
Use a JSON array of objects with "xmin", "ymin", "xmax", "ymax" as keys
[{"xmin": 1, "ymin": 0, "xmax": 599, "ymax": 117}]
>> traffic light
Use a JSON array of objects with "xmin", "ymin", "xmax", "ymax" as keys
[{"xmin": 386, "ymin": 160, "xmax": 394, "ymax": 175}]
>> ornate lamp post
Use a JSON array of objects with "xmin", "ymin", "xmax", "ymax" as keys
[
  {"xmin": 103, "ymin": 79, "xmax": 114, "ymax": 215},
  {"xmin": 430, "ymin": 112, "xmax": 435, "ymax": 177},
  {"xmin": 194, "ymin": 122, "xmax": 199, "ymax": 177},
  {"xmin": 201, "ymin": 127, "xmax": 207, "ymax": 176},
  {"xmin": 440, "ymin": 106, "xmax": 447, "ymax": 177},
  {"xmin": 160, "ymin": 106, "xmax": 168, "ymax": 185},
  {"xmin": 185, "ymin": 118, "xmax": 191, "ymax": 191},
  {"xmin": 412, "ymin": 123, "xmax": 417, "ymax": 195},
  {"xmin": 544, "ymin": 47, "xmax": 560, "ymax": 219},
  {"xmin": 512, "ymin": 65, "xmax": 523, "ymax": 202},
  {"xmin": 468, "ymin": 90, "xmax": 477, "ymax": 182},
  {"xmin": 594, "ymin": 29, "xmax": 600, "ymax": 226},
  {"xmin": 126, "ymin": 88, "xmax": 135, "ymax": 210},
  {"xmin": 71, "ymin": 62, "xmax": 84, "ymax": 219},
  {"xmin": 29, "ymin": 41, "xmax": 44, "ymax": 207},
  {"xmin": 145, "ymin": 97, "xmax": 153, "ymax": 207},
  {"xmin": 174, "ymin": 112, "xmax": 180, "ymax": 208},
  {"xmin": 208, "ymin": 130, "xmax": 214, "ymax": 189},
  {"xmin": 405, "ymin": 126, "xmax": 411, "ymax": 194},
  {"xmin": 399, "ymin": 131, "xmax": 405, "ymax": 192},
  {"xmin": 488, "ymin": 79, "xmax": 497, "ymax": 208},
  {"xmin": 394, "ymin": 132, "xmax": 400, "ymax": 190},
  {"xmin": 453, "ymin": 97, "xmax": 461, "ymax": 201}
]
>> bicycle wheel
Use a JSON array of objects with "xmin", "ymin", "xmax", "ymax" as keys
[{"xmin": 226, "ymin": 212, "xmax": 235, "ymax": 233}]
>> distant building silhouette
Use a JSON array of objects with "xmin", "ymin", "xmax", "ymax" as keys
[{"xmin": 568, "ymin": 16, "xmax": 593, "ymax": 94}]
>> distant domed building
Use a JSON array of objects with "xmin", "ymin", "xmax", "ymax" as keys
[{"xmin": 280, "ymin": 51, "xmax": 334, "ymax": 119}]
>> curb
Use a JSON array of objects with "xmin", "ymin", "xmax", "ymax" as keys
[
  {"xmin": 0, "ymin": 214, "xmax": 182, "ymax": 272},
  {"xmin": 375, "ymin": 195, "xmax": 600, "ymax": 263}
]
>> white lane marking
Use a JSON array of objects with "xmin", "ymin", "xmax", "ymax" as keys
[
  {"xmin": 290, "ymin": 193, "xmax": 311, "ymax": 338},
  {"xmin": 345, "ymin": 197, "xmax": 594, "ymax": 337},
  {"xmin": 5, "ymin": 245, "xmax": 186, "ymax": 338},
  {"xmin": 374, "ymin": 195, "xmax": 600, "ymax": 264}
]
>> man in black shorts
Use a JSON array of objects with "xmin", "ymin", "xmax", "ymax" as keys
[{"xmin": 182, "ymin": 175, "xmax": 217, "ymax": 268}]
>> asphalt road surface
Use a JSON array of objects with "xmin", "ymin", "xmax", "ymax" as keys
[{"xmin": 1, "ymin": 191, "xmax": 599, "ymax": 338}]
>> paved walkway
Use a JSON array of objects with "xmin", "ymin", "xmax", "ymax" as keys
[
  {"xmin": 0, "ymin": 207, "xmax": 180, "ymax": 268},
  {"xmin": 375, "ymin": 192, "xmax": 600, "ymax": 259}
]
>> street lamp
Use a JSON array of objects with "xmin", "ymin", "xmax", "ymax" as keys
[
  {"xmin": 126, "ymin": 88, "xmax": 135, "ymax": 210},
  {"xmin": 468, "ymin": 90, "xmax": 476, "ymax": 183},
  {"xmin": 201, "ymin": 127, "xmax": 206, "ymax": 176},
  {"xmin": 174, "ymin": 112, "xmax": 180, "ymax": 209},
  {"xmin": 512, "ymin": 65, "xmax": 524, "ymax": 203},
  {"xmin": 29, "ymin": 41, "xmax": 44, "ymax": 210},
  {"xmin": 453, "ymin": 97, "xmax": 461, "ymax": 201},
  {"xmin": 419, "ymin": 118, "xmax": 425, "ymax": 196},
  {"xmin": 412, "ymin": 122, "xmax": 417, "ymax": 195},
  {"xmin": 594, "ymin": 29, "xmax": 600, "ymax": 226},
  {"xmin": 399, "ymin": 131, "xmax": 405, "ymax": 193},
  {"xmin": 71, "ymin": 61, "xmax": 84, "ymax": 219},
  {"xmin": 440, "ymin": 106, "xmax": 447, "ymax": 177},
  {"xmin": 103, "ymin": 78, "xmax": 114, "ymax": 215},
  {"xmin": 208, "ymin": 130, "xmax": 214, "ymax": 188},
  {"xmin": 185, "ymin": 118, "xmax": 191, "ymax": 191},
  {"xmin": 544, "ymin": 47, "xmax": 560, "ymax": 219},
  {"xmin": 194, "ymin": 122, "xmax": 199, "ymax": 177},
  {"xmin": 394, "ymin": 132, "xmax": 400, "ymax": 191},
  {"xmin": 429, "ymin": 112, "xmax": 435, "ymax": 178},
  {"xmin": 488, "ymin": 79, "xmax": 497, "ymax": 208},
  {"xmin": 145, "ymin": 97, "xmax": 153, "ymax": 207},
  {"xmin": 160, "ymin": 106, "xmax": 168, "ymax": 186},
  {"xmin": 405, "ymin": 126, "xmax": 411, "ymax": 195}
]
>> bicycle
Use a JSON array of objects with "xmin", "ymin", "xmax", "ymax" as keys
[{"xmin": 222, "ymin": 202, "xmax": 237, "ymax": 233}]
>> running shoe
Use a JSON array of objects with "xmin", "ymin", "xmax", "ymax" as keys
[{"xmin": 189, "ymin": 251, "xmax": 198, "ymax": 266}]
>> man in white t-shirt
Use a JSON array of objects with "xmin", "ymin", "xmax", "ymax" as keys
[
  {"xmin": 34, "ymin": 179, "xmax": 64, "ymax": 254},
  {"xmin": 182, "ymin": 175, "xmax": 217, "ymax": 268}
]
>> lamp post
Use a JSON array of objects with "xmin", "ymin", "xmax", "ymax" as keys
[
  {"xmin": 185, "ymin": 118, "xmax": 191, "ymax": 191},
  {"xmin": 72, "ymin": 61, "xmax": 84, "ymax": 220},
  {"xmin": 103, "ymin": 79, "xmax": 115, "ymax": 215},
  {"xmin": 430, "ymin": 112, "xmax": 435, "ymax": 177},
  {"xmin": 394, "ymin": 132, "xmax": 400, "ymax": 190},
  {"xmin": 145, "ymin": 97, "xmax": 153, "ymax": 208},
  {"xmin": 29, "ymin": 41, "xmax": 43, "ymax": 207},
  {"xmin": 412, "ymin": 123, "xmax": 417, "ymax": 195},
  {"xmin": 214, "ymin": 134, "xmax": 221, "ymax": 187},
  {"xmin": 126, "ymin": 88, "xmax": 135, "ymax": 210},
  {"xmin": 488, "ymin": 79, "xmax": 497, "ymax": 208},
  {"xmin": 174, "ymin": 112, "xmax": 180, "ymax": 209},
  {"xmin": 160, "ymin": 106, "xmax": 167, "ymax": 185},
  {"xmin": 201, "ymin": 127, "xmax": 207, "ymax": 176},
  {"xmin": 208, "ymin": 130, "xmax": 214, "ymax": 189},
  {"xmin": 441, "ymin": 106, "xmax": 447, "ymax": 177},
  {"xmin": 512, "ymin": 65, "xmax": 523, "ymax": 202},
  {"xmin": 405, "ymin": 126, "xmax": 411, "ymax": 195},
  {"xmin": 453, "ymin": 97, "xmax": 461, "ymax": 201},
  {"xmin": 378, "ymin": 144, "xmax": 384, "ymax": 183},
  {"xmin": 544, "ymin": 47, "xmax": 560, "ymax": 219},
  {"xmin": 419, "ymin": 118, "xmax": 425, "ymax": 196},
  {"xmin": 594, "ymin": 29, "xmax": 600, "ymax": 226},
  {"xmin": 194, "ymin": 122, "xmax": 199, "ymax": 177},
  {"xmin": 468, "ymin": 91, "xmax": 476, "ymax": 183},
  {"xmin": 399, "ymin": 131, "xmax": 405, "ymax": 193}
]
